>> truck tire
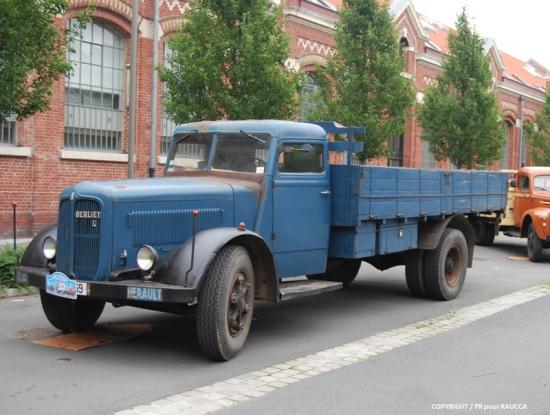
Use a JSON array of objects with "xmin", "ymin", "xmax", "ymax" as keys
[
  {"xmin": 424, "ymin": 229, "xmax": 467, "ymax": 301},
  {"xmin": 40, "ymin": 290, "xmax": 105, "ymax": 332},
  {"xmin": 307, "ymin": 259, "xmax": 361, "ymax": 287},
  {"xmin": 196, "ymin": 245, "xmax": 254, "ymax": 361},
  {"xmin": 527, "ymin": 224, "xmax": 544, "ymax": 262},
  {"xmin": 405, "ymin": 250, "xmax": 426, "ymax": 298},
  {"xmin": 476, "ymin": 223, "xmax": 495, "ymax": 246}
]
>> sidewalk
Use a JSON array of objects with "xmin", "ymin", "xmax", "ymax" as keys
[{"xmin": 0, "ymin": 238, "xmax": 32, "ymax": 247}]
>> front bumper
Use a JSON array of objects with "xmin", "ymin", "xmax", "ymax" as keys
[{"xmin": 16, "ymin": 265, "xmax": 196, "ymax": 304}]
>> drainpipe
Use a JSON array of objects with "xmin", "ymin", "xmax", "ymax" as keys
[
  {"xmin": 518, "ymin": 95, "xmax": 524, "ymax": 168},
  {"xmin": 149, "ymin": 0, "xmax": 159, "ymax": 178},
  {"xmin": 128, "ymin": 0, "xmax": 139, "ymax": 179}
]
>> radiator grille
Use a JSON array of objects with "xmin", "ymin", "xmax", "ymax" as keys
[{"xmin": 73, "ymin": 199, "xmax": 101, "ymax": 279}]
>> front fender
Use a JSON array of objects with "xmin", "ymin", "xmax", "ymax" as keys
[
  {"xmin": 155, "ymin": 228, "xmax": 278, "ymax": 299},
  {"xmin": 20, "ymin": 224, "xmax": 57, "ymax": 268},
  {"xmin": 521, "ymin": 208, "xmax": 550, "ymax": 240}
]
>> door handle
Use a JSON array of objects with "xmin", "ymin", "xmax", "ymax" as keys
[{"xmin": 320, "ymin": 190, "xmax": 331, "ymax": 196}]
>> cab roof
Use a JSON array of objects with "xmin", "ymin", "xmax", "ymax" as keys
[{"xmin": 173, "ymin": 120, "xmax": 327, "ymax": 141}]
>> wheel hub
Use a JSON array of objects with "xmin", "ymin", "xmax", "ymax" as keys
[
  {"xmin": 227, "ymin": 273, "xmax": 251, "ymax": 337},
  {"xmin": 444, "ymin": 247, "xmax": 462, "ymax": 287}
]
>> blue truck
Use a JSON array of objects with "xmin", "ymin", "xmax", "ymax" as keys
[{"xmin": 17, "ymin": 120, "xmax": 508, "ymax": 360}]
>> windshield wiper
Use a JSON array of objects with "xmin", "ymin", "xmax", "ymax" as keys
[
  {"xmin": 175, "ymin": 129, "xmax": 198, "ymax": 143},
  {"xmin": 240, "ymin": 129, "xmax": 267, "ymax": 144}
]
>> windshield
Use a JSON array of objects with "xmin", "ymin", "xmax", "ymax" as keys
[
  {"xmin": 166, "ymin": 132, "xmax": 271, "ymax": 174},
  {"xmin": 533, "ymin": 175, "xmax": 550, "ymax": 192}
]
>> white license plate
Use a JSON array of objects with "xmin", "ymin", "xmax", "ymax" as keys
[{"xmin": 76, "ymin": 282, "xmax": 88, "ymax": 296}]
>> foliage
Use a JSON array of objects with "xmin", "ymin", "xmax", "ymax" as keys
[
  {"xmin": 312, "ymin": 0, "xmax": 414, "ymax": 160},
  {"xmin": 0, "ymin": 245, "xmax": 26, "ymax": 289},
  {"xmin": 0, "ymin": 0, "xmax": 91, "ymax": 120},
  {"xmin": 160, "ymin": 0, "xmax": 299, "ymax": 122},
  {"xmin": 526, "ymin": 92, "xmax": 550, "ymax": 166},
  {"xmin": 418, "ymin": 9, "xmax": 504, "ymax": 169}
]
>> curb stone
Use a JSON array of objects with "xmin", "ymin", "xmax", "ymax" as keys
[{"xmin": 0, "ymin": 286, "xmax": 39, "ymax": 299}]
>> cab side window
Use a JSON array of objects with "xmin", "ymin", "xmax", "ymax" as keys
[
  {"xmin": 278, "ymin": 143, "xmax": 324, "ymax": 174},
  {"xmin": 518, "ymin": 175, "xmax": 529, "ymax": 192}
]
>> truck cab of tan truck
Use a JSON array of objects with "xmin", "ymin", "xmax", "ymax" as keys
[{"xmin": 498, "ymin": 167, "xmax": 550, "ymax": 261}]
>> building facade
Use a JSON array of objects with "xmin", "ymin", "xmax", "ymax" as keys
[{"xmin": 1, "ymin": 0, "xmax": 549, "ymax": 238}]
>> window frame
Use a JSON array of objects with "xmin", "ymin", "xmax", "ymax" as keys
[
  {"xmin": 518, "ymin": 175, "xmax": 530, "ymax": 192},
  {"xmin": 276, "ymin": 141, "xmax": 326, "ymax": 176}
]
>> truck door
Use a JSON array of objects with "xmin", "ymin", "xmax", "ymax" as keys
[
  {"xmin": 272, "ymin": 142, "xmax": 330, "ymax": 278},
  {"xmin": 514, "ymin": 174, "xmax": 532, "ymax": 228}
]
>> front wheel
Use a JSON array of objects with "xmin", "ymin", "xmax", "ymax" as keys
[
  {"xmin": 40, "ymin": 290, "xmax": 105, "ymax": 332},
  {"xmin": 424, "ymin": 229, "xmax": 468, "ymax": 301},
  {"xmin": 196, "ymin": 245, "xmax": 254, "ymax": 361},
  {"xmin": 307, "ymin": 259, "xmax": 362, "ymax": 287},
  {"xmin": 527, "ymin": 224, "xmax": 544, "ymax": 262}
]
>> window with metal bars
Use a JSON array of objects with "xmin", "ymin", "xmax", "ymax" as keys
[
  {"xmin": 422, "ymin": 140, "xmax": 437, "ymax": 169},
  {"xmin": 64, "ymin": 20, "xmax": 125, "ymax": 152},
  {"xmin": 387, "ymin": 134, "xmax": 404, "ymax": 167},
  {"xmin": 0, "ymin": 115, "xmax": 16, "ymax": 146},
  {"xmin": 501, "ymin": 121, "xmax": 513, "ymax": 169},
  {"xmin": 299, "ymin": 73, "xmax": 321, "ymax": 121}
]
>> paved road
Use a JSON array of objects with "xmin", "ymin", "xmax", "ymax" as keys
[{"xmin": 0, "ymin": 236, "xmax": 548, "ymax": 415}]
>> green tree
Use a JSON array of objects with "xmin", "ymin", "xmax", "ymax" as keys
[
  {"xmin": 161, "ymin": 0, "xmax": 299, "ymax": 122},
  {"xmin": 526, "ymin": 92, "xmax": 550, "ymax": 166},
  {"xmin": 313, "ymin": 0, "xmax": 414, "ymax": 160},
  {"xmin": 418, "ymin": 9, "xmax": 503, "ymax": 169},
  {"xmin": 0, "ymin": 0, "xmax": 88, "ymax": 120}
]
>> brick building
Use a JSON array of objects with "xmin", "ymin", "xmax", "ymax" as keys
[{"xmin": 1, "ymin": 0, "xmax": 549, "ymax": 238}]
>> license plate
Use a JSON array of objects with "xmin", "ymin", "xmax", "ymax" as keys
[
  {"xmin": 46, "ymin": 272, "xmax": 78, "ymax": 300},
  {"xmin": 127, "ymin": 286, "xmax": 162, "ymax": 302}
]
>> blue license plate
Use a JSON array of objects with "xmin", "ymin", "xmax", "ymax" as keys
[
  {"xmin": 46, "ymin": 272, "xmax": 78, "ymax": 300},
  {"xmin": 127, "ymin": 286, "xmax": 162, "ymax": 302}
]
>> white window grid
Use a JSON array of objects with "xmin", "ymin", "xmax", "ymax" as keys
[
  {"xmin": 64, "ymin": 20, "xmax": 125, "ymax": 152},
  {"xmin": 0, "ymin": 115, "xmax": 16, "ymax": 146}
]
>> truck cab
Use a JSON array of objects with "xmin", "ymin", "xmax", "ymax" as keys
[
  {"xmin": 499, "ymin": 167, "xmax": 550, "ymax": 261},
  {"xmin": 18, "ymin": 120, "xmax": 508, "ymax": 360}
]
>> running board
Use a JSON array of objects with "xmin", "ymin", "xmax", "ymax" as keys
[{"xmin": 279, "ymin": 279, "xmax": 342, "ymax": 302}]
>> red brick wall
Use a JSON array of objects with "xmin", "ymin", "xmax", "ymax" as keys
[{"xmin": 0, "ymin": 0, "xmax": 546, "ymax": 238}]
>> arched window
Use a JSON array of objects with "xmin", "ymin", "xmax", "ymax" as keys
[
  {"xmin": 501, "ymin": 120, "xmax": 513, "ymax": 169},
  {"xmin": 422, "ymin": 140, "xmax": 437, "ymax": 169},
  {"xmin": 299, "ymin": 73, "xmax": 321, "ymax": 121},
  {"xmin": 388, "ymin": 134, "xmax": 404, "ymax": 167},
  {"xmin": 521, "ymin": 121, "xmax": 531, "ymax": 166},
  {"xmin": 65, "ymin": 20, "xmax": 125, "ymax": 152},
  {"xmin": 161, "ymin": 42, "xmax": 177, "ymax": 155},
  {"xmin": 399, "ymin": 37, "xmax": 410, "ymax": 56}
]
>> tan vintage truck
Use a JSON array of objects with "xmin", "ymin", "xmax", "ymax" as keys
[{"xmin": 477, "ymin": 167, "xmax": 550, "ymax": 261}]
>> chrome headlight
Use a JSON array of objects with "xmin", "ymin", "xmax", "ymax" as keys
[
  {"xmin": 136, "ymin": 245, "xmax": 157, "ymax": 271},
  {"xmin": 43, "ymin": 236, "xmax": 57, "ymax": 260}
]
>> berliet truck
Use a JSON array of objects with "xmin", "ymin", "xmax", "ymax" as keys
[{"xmin": 17, "ymin": 120, "xmax": 508, "ymax": 360}]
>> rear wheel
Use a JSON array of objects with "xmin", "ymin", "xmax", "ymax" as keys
[
  {"xmin": 476, "ymin": 222, "xmax": 495, "ymax": 246},
  {"xmin": 196, "ymin": 245, "xmax": 254, "ymax": 361},
  {"xmin": 527, "ymin": 224, "xmax": 544, "ymax": 262},
  {"xmin": 307, "ymin": 259, "xmax": 362, "ymax": 287},
  {"xmin": 405, "ymin": 250, "xmax": 426, "ymax": 298},
  {"xmin": 424, "ymin": 229, "xmax": 467, "ymax": 301},
  {"xmin": 40, "ymin": 290, "xmax": 105, "ymax": 332}
]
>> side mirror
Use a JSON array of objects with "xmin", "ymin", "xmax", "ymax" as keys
[{"xmin": 509, "ymin": 179, "xmax": 516, "ymax": 189}]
